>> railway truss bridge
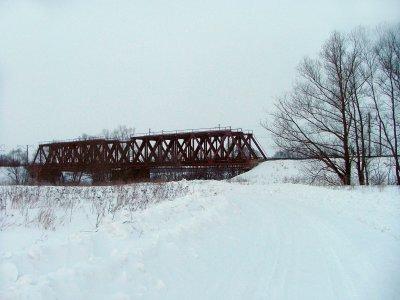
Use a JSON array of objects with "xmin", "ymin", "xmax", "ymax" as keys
[{"xmin": 30, "ymin": 127, "xmax": 267, "ymax": 183}]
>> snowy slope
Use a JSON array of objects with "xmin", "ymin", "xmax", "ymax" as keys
[
  {"xmin": 0, "ymin": 174, "xmax": 399, "ymax": 299},
  {"xmin": 236, "ymin": 158, "xmax": 398, "ymax": 185},
  {"xmin": 235, "ymin": 160, "xmax": 305, "ymax": 184}
]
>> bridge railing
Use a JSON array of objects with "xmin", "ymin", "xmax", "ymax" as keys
[
  {"xmin": 40, "ymin": 136, "xmax": 111, "ymax": 145},
  {"xmin": 132, "ymin": 126, "xmax": 254, "ymax": 138},
  {"xmin": 39, "ymin": 126, "xmax": 255, "ymax": 145}
]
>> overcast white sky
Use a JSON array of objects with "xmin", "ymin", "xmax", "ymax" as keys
[{"xmin": 0, "ymin": 0, "xmax": 399, "ymax": 153}]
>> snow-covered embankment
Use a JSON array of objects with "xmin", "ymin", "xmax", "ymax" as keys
[{"xmin": 0, "ymin": 162, "xmax": 399, "ymax": 299}]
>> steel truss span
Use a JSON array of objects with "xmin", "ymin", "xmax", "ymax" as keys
[{"xmin": 30, "ymin": 128, "xmax": 267, "ymax": 183}]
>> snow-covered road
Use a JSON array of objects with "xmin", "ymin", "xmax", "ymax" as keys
[{"xmin": 1, "ymin": 181, "xmax": 399, "ymax": 300}]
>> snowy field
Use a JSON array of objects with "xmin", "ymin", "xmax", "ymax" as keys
[{"xmin": 0, "ymin": 162, "xmax": 399, "ymax": 299}]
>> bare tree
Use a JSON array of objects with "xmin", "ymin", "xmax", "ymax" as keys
[
  {"xmin": 5, "ymin": 149, "xmax": 29, "ymax": 185},
  {"xmin": 347, "ymin": 28, "xmax": 372, "ymax": 185},
  {"xmin": 265, "ymin": 25, "xmax": 400, "ymax": 185},
  {"xmin": 81, "ymin": 125, "xmax": 135, "ymax": 140},
  {"xmin": 263, "ymin": 31, "xmax": 368, "ymax": 185},
  {"xmin": 364, "ymin": 25, "xmax": 400, "ymax": 185},
  {"xmin": 102, "ymin": 125, "xmax": 135, "ymax": 140}
]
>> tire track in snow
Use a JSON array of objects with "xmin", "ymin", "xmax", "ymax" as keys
[{"xmin": 272, "ymin": 198, "xmax": 357, "ymax": 299}]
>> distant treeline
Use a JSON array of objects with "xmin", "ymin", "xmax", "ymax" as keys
[{"xmin": 0, "ymin": 154, "xmax": 24, "ymax": 167}]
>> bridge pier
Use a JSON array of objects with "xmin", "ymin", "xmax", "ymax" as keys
[
  {"xmin": 110, "ymin": 168, "xmax": 150, "ymax": 182},
  {"xmin": 30, "ymin": 167, "xmax": 62, "ymax": 184}
]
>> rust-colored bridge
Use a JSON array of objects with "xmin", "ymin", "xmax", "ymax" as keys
[{"xmin": 30, "ymin": 127, "xmax": 266, "ymax": 183}]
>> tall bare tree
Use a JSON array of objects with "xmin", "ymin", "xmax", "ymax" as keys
[
  {"xmin": 367, "ymin": 25, "xmax": 400, "ymax": 184},
  {"xmin": 347, "ymin": 28, "xmax": 372, "ymax": 185},
  {"xmin": 265, "ymin": 25, "xmax": 400, "ymax": 185},
  {"xmin": 264, "ymin": 31, "xmax": 369, "ymax": 185}
]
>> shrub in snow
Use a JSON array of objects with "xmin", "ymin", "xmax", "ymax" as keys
[
  {"xmin": 0, "ymin": 182, "xmax": 191, "ymax": 231},
  {"xmin": 37, "ymin": 208, "xmax": 56, "ymax": 230}
]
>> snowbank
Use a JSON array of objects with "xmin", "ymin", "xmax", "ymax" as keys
[
  {"xmin": 236, "ymin": 158, "xmax": 398, "ymax": 185},
  {"xmin": 235, "ymin": 160, "xmax": 306, "ymax": 184},
  {"xmin": 1, "ymin": 180, "xmax": 399, "ymax": 299}
]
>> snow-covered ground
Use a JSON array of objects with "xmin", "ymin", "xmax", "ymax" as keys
[
  {"xmin": 0, "ymin": 162, "xmax": 399, "ymax": 299},
  {"xmin": 234, "ymin": 157, "xmax": 398, "ymax": 185}
]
